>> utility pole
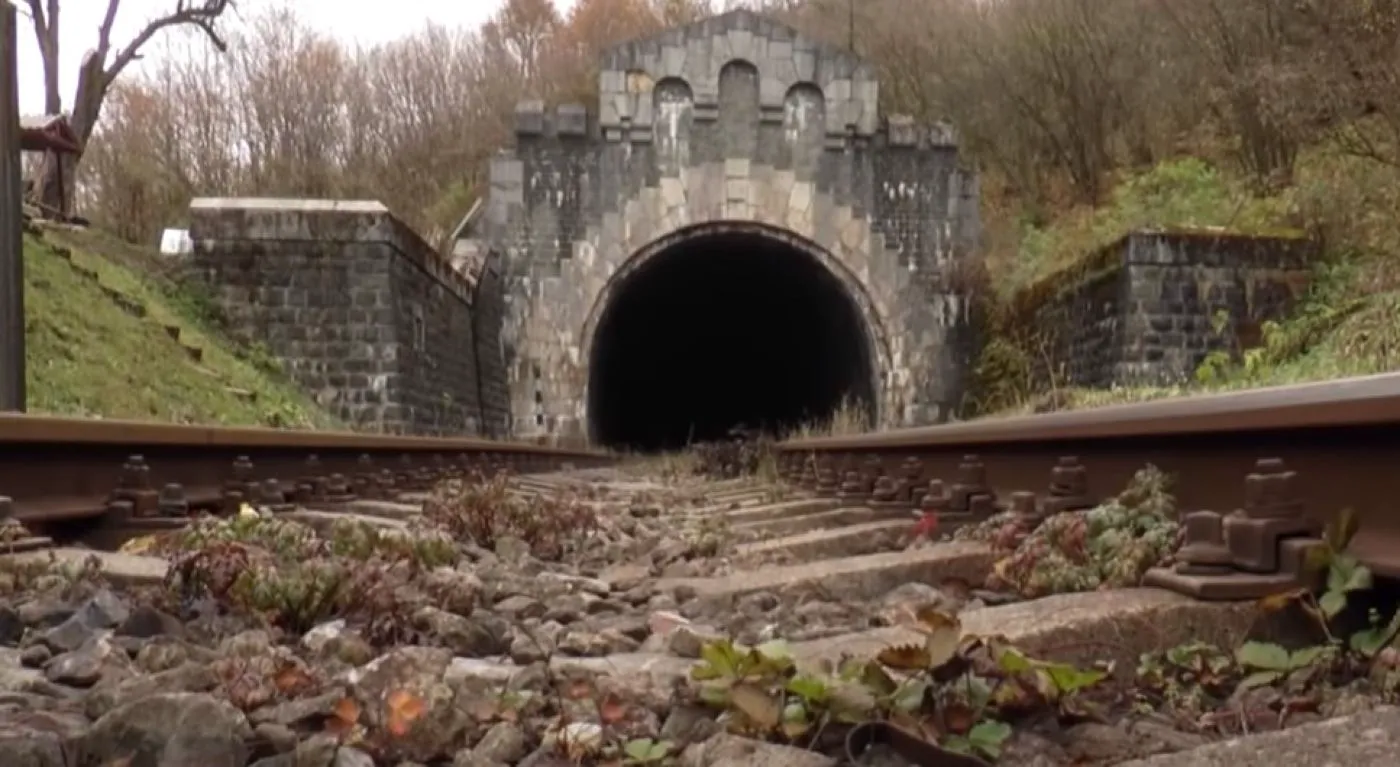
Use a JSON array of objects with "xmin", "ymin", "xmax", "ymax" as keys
[{"xmin": 0, "ymin": 0, "xmax": 24, "ymax": 412}]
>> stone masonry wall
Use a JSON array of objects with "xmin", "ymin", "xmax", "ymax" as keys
[
  {"xmin": 186, "ymin": 198, "xmax": 508, "ymax": 435},
  {"xmin": 471, "ymin": 9, "xmax": 980, "ymax": 441},
  {"xmin": 1026, "ymin": 230, "xmax": 1314, "ymax": 389}
]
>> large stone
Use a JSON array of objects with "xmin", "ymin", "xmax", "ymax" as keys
[
  {"xmin": 77, "ymin": 692, "xmax": 253, "ymax": 767},
  {"xmin": 1117, "ymin": 707, "xmax": 1400, "ymax": 767}
]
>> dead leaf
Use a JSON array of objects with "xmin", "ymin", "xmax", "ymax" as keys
[
  {"xmin": 597, "ymin": 692, "xmax": 628, "ymax": 725},
  {"xmin": 386, "ymin": 689, "xmax": 426, "ymax": 737},
  {"xmin": 324, "ymin": 697, "xmax": 360, "ymax": 735},
  {"xmin": 728, "ymin": 682, "xmax": 782, "ymax": 730},
  {"xmin": 1257, "ymin": 588, "xmax": 1308, "ymax": 613},
  {"xmin": 877, "ymin": 643, "xmax": 933, "ymax": 671},
  {"xmin": 273, "ymin": 663, "xmax": 314, "ymax": 695}
]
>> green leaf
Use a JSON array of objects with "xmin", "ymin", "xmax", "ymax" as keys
[
  {"xmin": 1235, "ymin": 641, "xmax": 1291, "ymax": 671},
  {"xmin": 646, "ymin": 741, "xmax": 672, "ymax": 760},
  {"xmin": 890, "ymin": 679, "xmax": 929, "ymax": 713},
  {"xmin": 1319, "ymin": 589, "xmax": 1348, "ymax": 619},
  {"xmin": 1288, "ymin": 645, "xmax": 1327, "ymax": 669},
  {"xmin": 1238, "ymin": 669, "xmax": 1283, "ymax": 690},
  {"xmin": 1325, "ymin": 508, "xmax": 1358, "ymax": 553},
  {"xmin": 1044, "ymin": 663, "xmax": 1108, "ymax": 694},
  {"xmin": 698, "ymin": 683, "xmax": 730, "ymax": 707},
  {"xmin": 997, "ymin": 646, "xmax": 1036, "ymax": 673},
  {"xmin": 967, "ymin": 720, "xmax": 1013, "ymax": 759},
  {"xmin": 1327, "ymin": 555, "xmax": 1372, "ymax": 594},
  {"xmin": 1350, "ymin": 610, "xmax": 1400, "ymax": 657},
  {"xmin": 785, "ymin": 674, "xmax": 829, "ymax": 703},
  {"xmin": 698, "ymin": 641, "xmax": 740, "ymax": 678},
  {"xmin": 624, "ymin": 739, "xmax": 660, "ymax": 761}
]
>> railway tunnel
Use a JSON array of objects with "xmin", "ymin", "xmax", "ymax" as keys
[{"xmin": 587, "ymin": 225, "xmax": 878, "ymax": 452}]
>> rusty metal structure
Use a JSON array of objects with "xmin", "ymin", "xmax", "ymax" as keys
[
  {"xmin": 0, "ymin": 413, "xmax": 611, "ymax": 542},
  {"xmin": 775, "ymin": 373, "xmax": 1400, "ymax": 600}
]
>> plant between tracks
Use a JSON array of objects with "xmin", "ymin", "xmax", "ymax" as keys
[
  {"xmin": 689, "ymin": 606, "xmax": 1108, "ymax": 761},
  {"xmin": 421, "ymin": 470, "xmax": 599, "ymax": 559}
]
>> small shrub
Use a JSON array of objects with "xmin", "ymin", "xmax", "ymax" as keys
[{"xmin": 422, "ymin": 471, "xmax": 598, "ymax": 559}]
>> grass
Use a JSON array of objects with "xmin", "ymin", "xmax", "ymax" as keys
[
  {"xmin": 22, "ymin": 227, "xmax": 337, "ymax": 428},
  {"xmin": 979, "ymin": 141, "xmax": 1400, "ymax": 415}
]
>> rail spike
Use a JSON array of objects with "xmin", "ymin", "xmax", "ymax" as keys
[
  {"xmin": 222, "ymin": 455, "xmax": 259, "ymax": 516},
  {"xmin": 1045, "ymin": 456, "xmax": 1094, "ymax": 513},
  {"xmin": 949, "ymin": 454, "xmax": 996, "ymax": 519},
  {"xmin": 1143, "ymin": 457, "xmax": 1325, "ymax": 600},
  {"xmin": 157, "ymin": 483, "xmax": 189, "ymax": 517},
  {"xmin": 109, "ymin": 455, "xmax": 159, "ymax": 519}
]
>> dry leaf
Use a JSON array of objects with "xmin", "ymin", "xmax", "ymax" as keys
[
  {"xmin": 386, "ymin": 689, "xmax": 426, "ymax": 737},
  {"xmin": 876, "ymin": 643, "xmax": 933, "ymax": 671},
  {"xmin": 913, "ymin": 608, "xmax": 961, "ymax": 668},
  {"xmin": 728, "ymin": 682, "xmax": 782, "ymax": 729},
  {"xmin": 597, "ymin": 692, "xmax": 628, "ymax": 725},
  {"xmin": 273, "ymin": 663, "xmax": 314, "ymax": 695},
  {"xmin": 1257, "ymin": 588, "xmax": 1308, "ymax": 613},
  {"xmin": 324, "ymin": 697, "xmax": 360, "ymax": 735}
]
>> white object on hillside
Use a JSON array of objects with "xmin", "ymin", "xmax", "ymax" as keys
[{"xmin": 159, "ymin": 228, "xmax": 192, "ymax": 255}]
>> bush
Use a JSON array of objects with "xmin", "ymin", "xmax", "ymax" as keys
[{"xmin": 421, "ymin": 471, "xmax": 599, "ymax": 559}]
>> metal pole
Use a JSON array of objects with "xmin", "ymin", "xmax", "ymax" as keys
[{"xmin": 0, "ymin": 1, "xmax": 24, "ymax": 411}]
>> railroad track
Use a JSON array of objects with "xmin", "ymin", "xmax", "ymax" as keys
[
  {"xmin": 774, "ymin": 371, "xmax": 1400, "ymax": 600},
  {"xmin": 0, "ymin": 414, "xmax": 610, "ymax": 550}
]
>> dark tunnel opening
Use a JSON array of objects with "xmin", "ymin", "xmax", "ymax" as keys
[{"xmin": 587, "ymin": 227, "xmax": 877, "ymax": 452}]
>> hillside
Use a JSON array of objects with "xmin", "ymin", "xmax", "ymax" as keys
[
  {"xmin": 974, "ymin": 143, "xmax": 1400, "ymax": 414},
  {"xmin": 21, "ymin": 226, "xmax": 336, "ymax": 428}
]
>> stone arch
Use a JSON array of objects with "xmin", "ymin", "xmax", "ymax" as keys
[{"xmin": 579, "ymin": 219, "xmax": 894, "ymax": 444}]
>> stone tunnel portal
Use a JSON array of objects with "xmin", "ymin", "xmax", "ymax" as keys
[{"xmin": 587, "ymin": 226, "xmax": 877, "ymax": 452}]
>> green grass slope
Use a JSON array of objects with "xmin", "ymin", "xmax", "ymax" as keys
[
  {"xmin": 22, "ymin": 228, "xmax": 337, "ymax": 428},
  {"xmin": 981, "ymin": 147, "xmax": 1400, "ymax": 415}
]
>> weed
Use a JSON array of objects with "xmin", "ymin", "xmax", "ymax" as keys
[{"xmin": 421, "ymin": 471, "xmax": 598, "ymax": 559}]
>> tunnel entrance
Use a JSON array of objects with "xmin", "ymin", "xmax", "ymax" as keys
[{"xmin": 587, "ymin": 226, "xmax": 877, "ymax": 452}]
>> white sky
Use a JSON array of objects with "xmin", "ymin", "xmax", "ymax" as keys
[{"xmin": 16, "ymin": 0, "xmax": 576, "ymax": 114}]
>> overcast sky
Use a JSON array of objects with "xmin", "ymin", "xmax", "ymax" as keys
[{"xmin": 15, "ymin": 0, "xmax": 576, "ymax": 114}]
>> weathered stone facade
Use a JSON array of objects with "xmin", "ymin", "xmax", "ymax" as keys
[
  {"xmin": 465, "ymin": 10, "xmax": 980, "ymax": 442},
  {"xmin": 1027, "ymin": 231, "xmax": 1314, "ymax": 388},
  {"xmin": 185, "ymin": 198, "xmax": 510, "ymax": 436}
]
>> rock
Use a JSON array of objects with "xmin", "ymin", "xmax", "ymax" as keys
[
  {"xmin": 252, "ymin": 722, "xmax": 300, "ymax": 753},
  {"xmin": 493, "ymin": 536, "xmax": 532, "ymax": 562},
  {"xmin": 43, "ymin": 632, "xmax": 118, "ymax": 687},
  {"xmin": 679, "ymin": 733, "xmax": 837, "ymax": 767},
  {"xmin": 493, "ymin": 595, "xmax": 546, "ymax": 621},
  {"xmin": 557, "ymin": 630, "xmax": 612, "ymax": 657},
  {"xmin": 414, "ymin": 607, "xmax": 512, "ymax": 657},
  {"xmin": 250, "ymin": 689, "xmax": 347, "ymax": 727},
  {"xmin": 423, "ymin": 567, "xmax": 483, "ymax": 616},
  {"xmin": 117, "ymin": 605, "xmax": 184, "ymax": 638},
  {"xmin": 333, "ymin": 746, "xmax": 376, "ymax": 767},
  {"xmin": 18, "ymin": 645, "xmax": 49, "ymax": 668},
  {"xmin": 660, "ymin": 705, "xmax": 721, "ymax": 746},
  {"xmin": 667, "ymin": 624, "xmax": 724, "ymax": 659},
  {"xmin": 16, "ymin": 599, "xmax": 71, "ymax": 629},
  {"xmin": 0, "ymin": 605, "xmax": 23, "ymax": 645},
  {"xmin": 472, "ymin": 722, "xmax": 527, "ymax": 763},
  {"xmin": 77, "ymin": 692, "xmax": 252, "ymax": 766},
  {"xmin": 348, "ymin": 646, "xmax": 476, "ymax": 762}
]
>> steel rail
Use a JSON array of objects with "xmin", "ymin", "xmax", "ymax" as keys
[
  {"xmin": 0, "ymin": 414, "xmax": 611, "ymax": 531},
  {"xmin": 774, "ymin": 372, "xmax": 1400, "ymax": 599}
]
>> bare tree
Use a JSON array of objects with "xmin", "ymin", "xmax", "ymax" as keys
[{"xmin": 25, "ymin": 0, "xmax": 236, "ymax": 215}]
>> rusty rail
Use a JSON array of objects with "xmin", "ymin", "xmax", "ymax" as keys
[
  {"xmin": 775, "ymin": 372, "xmax": 1400, "ymax": 600},
  {"xmin": 0, "ymin": 414, "xmax": 611, "ymax": 536}
]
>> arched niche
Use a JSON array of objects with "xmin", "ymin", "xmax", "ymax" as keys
[
  {"xmin": 782, "ymin": 82, "xmax": 826, "ymax": 179},
  {"xmin": 652, "ymin": 77, "xmax": 694, "ymax": 176},
  {"xmin": 718, "ymin": 59, "xmax": 759, "ymax": 159}
]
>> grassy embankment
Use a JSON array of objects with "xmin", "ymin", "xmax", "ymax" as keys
[{"xmin": 21, "ymin": 226, "xmax": 336, "ymax": 428}]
